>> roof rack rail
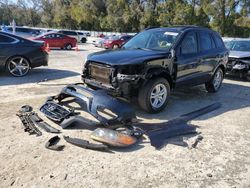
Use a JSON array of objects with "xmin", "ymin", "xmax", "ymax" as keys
[{"xmin": 144, "ymin": 26, "xmax": 159, "ymax": 30}]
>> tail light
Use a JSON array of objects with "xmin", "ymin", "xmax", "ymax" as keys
[{"xmin": 40, "ymin": 43, "xmax": 47, "ymax": 52}]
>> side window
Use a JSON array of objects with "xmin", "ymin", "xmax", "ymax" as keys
[
  {"xmin": 181, "ymin": 32, "xmax": 198, "ymax": 55},
  {"xmin": 210, "ymin": 34, "xmax": 216, "ymax": 49},
  {"xmin": 0, "ymin": 34, "xmax": 15, "ymax": 43},
  {"xmin": 199, "ymin": 32, "xmax": 213, "ymax": 51},
  {"xmin": 56, "ymin": 34, "xmax": 62, "ymax": 38},
  {"xmin": 214, "ymin": 34, "xmax": 225, "ymax": 48},
  {"xmin": 63, "ymin": 31, "xmax": 76, "ymax": 35}
]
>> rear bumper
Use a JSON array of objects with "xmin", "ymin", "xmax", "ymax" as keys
[
  {"xmin": 103, "ymin": 43, "xmax": 112, "ymax": 49},
  {"xmin": 30, "ymin": 52, "xmax": 48, "ymax": 68}
]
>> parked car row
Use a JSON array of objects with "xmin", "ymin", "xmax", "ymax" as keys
[{"xmin": 1, "ymin": 26, "xmax": 88, "ymax": 44}]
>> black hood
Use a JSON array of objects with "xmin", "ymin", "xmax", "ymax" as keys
[{"xmin": 87, "ymin": 49, "xmax": 169, "ymax": 66}]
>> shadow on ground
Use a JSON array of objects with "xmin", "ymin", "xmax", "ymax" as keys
[
  {"xmin": 135, "ymin": 81, "xmax": 250, "ymax": 122},
  {"xmin": 0, "ymin": 68, "xmax": 80, "ymax": 86}
]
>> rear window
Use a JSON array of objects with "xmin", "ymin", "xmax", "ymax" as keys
[
  {"xmin": 0, "ymin": 34, "xmax": 16, "ymax": 43},
  {"xmin": 61, "ymin": 31, "xmax": 77, "ymax": 36},
  {"xmin": 199, "ymin": 32, "xmax": 216, "ymax": 51}
]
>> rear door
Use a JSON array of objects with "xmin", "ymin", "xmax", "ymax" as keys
[
  {"xmin": 43, "ymin": 34, "xmax": 56, "ymax": 47},
  {"xmin": 54, "ymin": 34, "xmax": 64, "ymax": 47},
  {"xmin": 197, "ymin": 30, "xmax": 218, "ymax": 81},
  {"xmin": 175, "ymin": 31, "xmax": 202, "ymax": 86}
]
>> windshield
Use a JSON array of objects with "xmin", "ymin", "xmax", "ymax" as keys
[
  {"xmin": 225, "ymin": 40, "xmax": 250, "ymax": 52},
  {"xmin": 123, "ymin": 29, "xmax": 180, "ymax": 51}
]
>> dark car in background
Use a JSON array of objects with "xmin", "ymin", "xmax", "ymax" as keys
[
  {"xmin": 82, "ymin": 26, "xmax": 228, "ymax": 113},
  {"xmin": 33, "ymin": 32, "xmax": 77, "ymax": 50},
  {"xmin": 103, "ymin": 35, "xmax": 133, "ymax": 49},
  {"xmin": 224, "ymin": 39, "xmax": 250, "ymax": 81},
  {"xmin": 0, "ymin": 31, "xmax": 48, "ymax": 76},
  {"xmin": 3, "ymin": 26, "xmax": 41, "ymax": 38}
]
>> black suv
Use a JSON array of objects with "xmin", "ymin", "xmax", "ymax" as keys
[{"xmin": 82, "ymin": 26, "xmax": 228, "ymax": 113}]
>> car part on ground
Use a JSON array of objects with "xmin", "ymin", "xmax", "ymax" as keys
[
  {"xmin": 40, "ymin": 100, "xmax": 74, "ymax": 122},
  {"xmin": 17, "ymin": 107, "xmax": 42, "ymax": 136},
  {"xmin": 29, "ymin": 112, "xmax": 60, "ymax": 133},
  {"xmin": 63, "ymin": 135, "xmax": 110, "ymax": 152},
  {"xmin": 45, "ymin": 136, "xmax": 65, "ymax": 151},
  {"xmin": 82, "ymin": 26, "xmax": 228, "ymax": 113},
  {"xmin": 184, "ymin": 135, "xmax": 204, "ymax": 149},
  {"xmin": 135, "ymin": 103, "xmax": 221, "ymax": 149},
  {"xmin": 91, "ymin": 128, "xmax": 137, "ymax": 147},
  {"xmin": 46, "ymin": 84, "xmax": 136, "ymax": 128},
  {"xmin": 60, "ymin": 115, "xmax": 98, "ymax": 129}
]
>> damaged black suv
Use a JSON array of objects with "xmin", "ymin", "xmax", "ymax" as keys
[{"xmin": 82, "ymin": 26, "xmax": 228, "ymax": 113}]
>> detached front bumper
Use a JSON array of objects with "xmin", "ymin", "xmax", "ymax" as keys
[{"xmin": 40, "ymin": 84, "xmax": 136, "ymax": 128}]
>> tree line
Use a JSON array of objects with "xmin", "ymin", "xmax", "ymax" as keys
[{"xmin": 0, "ymin": 0, "xmax": 249, "ymax": 37}]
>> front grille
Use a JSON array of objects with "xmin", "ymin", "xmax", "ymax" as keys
[
  {"xmin": 89, "ymin": 63, "xmax": 112, "ymax": 84},
  {"xmin": 227, "ymin": 58, "xmax": 238, "ymax": 69}
]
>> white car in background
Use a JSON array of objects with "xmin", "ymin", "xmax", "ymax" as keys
[{"xmin": 58, "ymin": 30, "xmax": 87, "ymax": 43}]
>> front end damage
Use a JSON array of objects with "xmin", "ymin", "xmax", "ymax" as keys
[
  {"xmin": 82, "ymin": 62, "xmax": 145, "ymax": 97},
  {"xmin": 226, "ymin": 57, "xmax": 250, "ymax": 80}
]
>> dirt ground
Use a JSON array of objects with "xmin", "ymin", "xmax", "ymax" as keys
[{"xmin": 0, "ymin": 44, "xmax": 249, "ymax": 188}]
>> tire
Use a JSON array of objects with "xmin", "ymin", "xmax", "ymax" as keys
[
  {"xmin": 6, "ymin": 56, "xmax": 30, "ymax": 77},
  {"xmin": 113, "ymin": 44, "xmax": 119, "ymax": 49},
  {"xmin": 138, "ymin": 77, "xmax": 170, "ymax": 113},
  {"xmin": 81, "ymin": 37, "xmax": 87, "ymax": 43},
  {"xmin": 64, "ymin": 43, "xmax": 72, "ymax": 50},
  {"xmin": 205, "ymin": 68, "xmax": 223, "ymax": 93}
]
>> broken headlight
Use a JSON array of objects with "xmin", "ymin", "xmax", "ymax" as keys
[{"xmin": 91, "ymin": 128, "xmax": 137, "ymax": 147}]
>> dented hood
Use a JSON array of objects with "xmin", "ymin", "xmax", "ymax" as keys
[
  {"xmin": 229, "ymin": 51, "xmax": 250, "ymax": 59},
  {"xmin": 87, "ymin": 49, "xmax": 169, "ymax": 66}
]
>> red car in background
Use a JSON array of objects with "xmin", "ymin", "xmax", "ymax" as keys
[
  {"xmin": 33, "ymin": 32, "xmax": 77, "ymax": 50},
  {"xmin": 97, "ymin": 33, "xmax": 105, "ymax": 38},
  {"xmin": 103, "ymin": 35, "xmax": 133, "ymax": 49}
]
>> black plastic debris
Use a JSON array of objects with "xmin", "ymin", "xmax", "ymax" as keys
[
  {"xmin": 45, "ymin": 136, "xmax": 65, "ymax": 151},
  {"xmin": 135, "ymin": 103, "xmax": 221, "ymax": 149},
  {"xmin": 63, "ymin": 135, "xmax": 110, "ymax": 152}
]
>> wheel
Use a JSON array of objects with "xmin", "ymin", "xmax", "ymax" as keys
[
  {"xmin": 113, "ymin": 44, "xmax": 119, "ymax": 49},
  {"xmin": 81, "ymin": 37, "xmax": 87, "ymax": 43},
  {"xmin": 7, "ymin": 56, "xmax": 30, "ymax": 77},
  {"xmin": 64, "ymin": 43, "xmax": 72, "ymax": 50},
  {"xmin": 138, "ymin": 77, "xmax": 170, "ymax": 113},
  {"xmin": 205, "ymin": 68, "xmax": 223, "ymax": 93}
]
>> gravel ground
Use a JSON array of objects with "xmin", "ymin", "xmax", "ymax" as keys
[{"xmin": 0, "ymin": 44, "xmax": 249, "ymax": 188}]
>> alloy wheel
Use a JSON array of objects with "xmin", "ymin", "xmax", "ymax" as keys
[
  {"xmin": 213, "ymin": 70, "xmax": 223, "ymax": 90},
  {"xmin": 150, "ymin": 83, "xmax": 168, "ymax": 109},
  {"xmin": 7, "ymin": 57, "xmax": 30, "ymax": 77}
]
